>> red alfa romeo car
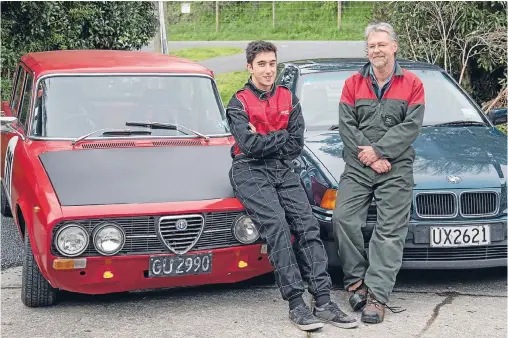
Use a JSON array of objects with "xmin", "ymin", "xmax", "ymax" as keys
[{"xmin": 0, "ymin": 50, "xmax": 273, "ymax": 307}]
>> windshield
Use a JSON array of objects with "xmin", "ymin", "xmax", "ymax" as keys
[
  {"xmin": 31, "ymin": 75, "xmax": 229, "ymax": 138},
  {"xmin": 296, "ymin": 69, "xmax": 485, "ymax": 130}
]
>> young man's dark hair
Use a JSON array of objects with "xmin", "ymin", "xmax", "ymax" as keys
[
  {"xmin": 245, "ymin": 40, "xmax": 277, "ymax": 64},
  {"xmin": 225, "ymin": 40, "xmax": 358, "ymax": 332}
]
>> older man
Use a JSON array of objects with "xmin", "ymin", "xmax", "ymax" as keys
[{"xmin": 332, "ymin": 22, "xmax": 425, "ymax": 324}]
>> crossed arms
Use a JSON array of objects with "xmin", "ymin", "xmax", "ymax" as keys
[{"xmin": 226, "ymin": 93, "xmax": 304, "ymax": 160}]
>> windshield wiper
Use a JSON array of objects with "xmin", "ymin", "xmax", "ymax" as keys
[
  {"xmin": 424, "ymin": 121, "xmax": 486, "ymax": 127},
  {"xmin": 125, "ymin": 121, "xmax": 210, "ymax": 140},
  {"xmin": 72, "ymin": 128, "xmax": 152, "ymax": 146}
]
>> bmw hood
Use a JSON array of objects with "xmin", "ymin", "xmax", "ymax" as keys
[
  {"xmin": 303, "ymin": 127, "xmax": 507, "ymax": 190},
  {"xmin": 39, "ymin": 145, "xmax": 235, "ymax": 206}
]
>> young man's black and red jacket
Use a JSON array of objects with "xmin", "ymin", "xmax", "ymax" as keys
[{"xmin": 226, "ymin": 77, "xmax": 304, "ymax": 161}]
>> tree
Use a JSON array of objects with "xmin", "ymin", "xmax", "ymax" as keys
[
  {"xmin": 1, "ymin": 1, "xmax": 158, "ymax": 100},
  {"xmin": 373, "ymin": 1, "xmax": 507, "ymax": 105}
]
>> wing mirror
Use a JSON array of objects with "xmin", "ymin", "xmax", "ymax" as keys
[
  {"xmin": 0, "ymin": 116, "xmax": 17, "ymax": 126},
  {"xmin": 487, "ymin": 108, "xmax": 507, "ymax": 126},
  {"xmin": 0, "ymin": 116, "xmax": 25, "ymax": 140}
]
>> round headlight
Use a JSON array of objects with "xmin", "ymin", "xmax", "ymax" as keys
[
  {"xmin": 54, "ymin": 224, "xmax": 89, "ymax": 257},
  {"xmin": 233, "ymin": 215, "xmax": 260, "ymax": 244},
  {"xmin": 93, "ymin": 223, "xmax": 125, "ymax": 256}
]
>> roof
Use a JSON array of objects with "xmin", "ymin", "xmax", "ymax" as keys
[
  {"xmin": 280, "ymin": 58, "xmax": 443, "ymax": 74},
  {"xmin": 21, "ymin": 50, "xmax": 213, "ymax": 77}
]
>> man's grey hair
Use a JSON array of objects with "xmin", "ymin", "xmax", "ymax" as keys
[{"xmin": 364, "ymin": 22, "xmax": 397, "ymax": 41}]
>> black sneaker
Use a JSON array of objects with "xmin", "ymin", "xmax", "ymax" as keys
[
  {"xmin": 289, "ymin": 304, "xmax": 326, "ymax": 332},
  {"xmin": 313, "ymin": 302, "xmax": 359, "ymax": 329}
]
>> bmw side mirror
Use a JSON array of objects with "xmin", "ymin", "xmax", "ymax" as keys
[{"xmin": 487, "ymin": 108, "xmax": 507, "ymax": 126}]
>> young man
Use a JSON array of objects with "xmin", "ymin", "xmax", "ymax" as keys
[
  {"xmin": 226, "ymin": 40, "xmax": 358, "ymax": 332},
  {"xmin": 333, "ymin": 22, "xmax": 425, "ymax": 324}
]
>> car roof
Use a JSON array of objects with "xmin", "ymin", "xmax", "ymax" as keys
[
  {"xmin": 21, "ymin": 50, "xmax": 213, "ymax": 77},
  {"xmin": 280, "ymin": 58, "xmax": 443, "ymax": 74}
]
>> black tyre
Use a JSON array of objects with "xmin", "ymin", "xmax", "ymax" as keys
[
  {"xmin": 0, "ymin": 184, "xmax": 12, "ymax": 217},
  {"xmin": 21, "ymin": 231, "xmax": 58, "ymax": 307}
]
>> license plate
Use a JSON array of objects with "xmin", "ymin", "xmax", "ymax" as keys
[
  {"xmin": 430, "ymin": 225, "xmax": 491, "ymax": 247},
  {"xmin": 148, "ymin": 253, "xmax": 212, "ymax": 278}
]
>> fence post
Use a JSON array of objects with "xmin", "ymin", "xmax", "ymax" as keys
[
  {"xmin": 337, "ymin": 1, "xmax": 342, "ymax": 29},
  {"xmin": 216, "ymin": 1, "xmax": 219, "ymax": 33},
  {"xmin": 272, "ymin": 1, "xmax": 275, "ymax": 29}
]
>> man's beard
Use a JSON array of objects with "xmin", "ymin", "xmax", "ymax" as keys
[{"xmin": 372, "ymin": 56, "xmax": 388, "ymax": 68}]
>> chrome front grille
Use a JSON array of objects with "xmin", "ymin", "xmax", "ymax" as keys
[
  {"xmin": 51, "ymin": 211, "xmax": 252, "ymax": 257},
  {"xmin": 158, "ymin": 215, "xmax": 205, "ymax": 254},
  {"xmin": 415, "ymin": 193, "xmax": 457, "ymax": 218},
  {"xmin": 460, "ymin": 192, "xmax": 499, "ymax": 217}
]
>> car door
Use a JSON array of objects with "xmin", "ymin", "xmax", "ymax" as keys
[{"xmin": 1, "ymin": 64, "xmax": 33, "ymax": 209}]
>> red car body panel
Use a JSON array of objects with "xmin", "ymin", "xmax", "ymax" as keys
[{"xmin": 1, "ymin": 51, "xmax": 273, "ymax": 296}]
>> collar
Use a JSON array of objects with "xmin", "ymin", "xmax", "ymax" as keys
[
  {"xmin": 245, "ymin": 76, "xmax": 277, "ymax": 100},
  {"xmin": 360, "ymin": 60, "xmax": 403, "ymax": 78}
]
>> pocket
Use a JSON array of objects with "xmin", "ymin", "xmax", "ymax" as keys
[{"xmin": 382, "ymin": 100, "xmax": 407, "ymax": 127}]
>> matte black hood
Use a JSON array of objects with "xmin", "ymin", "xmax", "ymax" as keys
[{"xmin": 39, "ymin": 145, "xmax": 234, "ymax": 206}]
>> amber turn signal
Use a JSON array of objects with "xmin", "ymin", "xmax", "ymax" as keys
[
  {"xmin": 53, "ymin": 258, "xmax": 87, "ymax": 270},
  {"xmin": 320, "ymin": 189, "xmax": 337, "ymax": 210}
]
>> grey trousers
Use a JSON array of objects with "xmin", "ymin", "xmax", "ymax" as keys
[
  {"xmin": 230, "ymin": 158, "xmax": 332, "ymax": 302},
  {"xmin": 332, "ymin": 157, "xmax": 413, "ymax": 304}
]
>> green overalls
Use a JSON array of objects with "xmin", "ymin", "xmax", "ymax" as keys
[{"xmin": 333, "ymin": 61, "xmax": 425, "ymax": 303}]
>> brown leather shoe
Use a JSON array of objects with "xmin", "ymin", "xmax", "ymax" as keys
[
  {"xmin": 348, "ymin": 281, "xmax": 367, "ymax": 312},
  {"xmin": 361, "ymin": 291, "xmax": 385, "ymax": 324}
]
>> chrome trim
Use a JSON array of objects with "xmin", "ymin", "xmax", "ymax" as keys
[
  {"xmin": 27, "ymin": 72, "xmax": 232, "ymax": 140},
  {"xmin": 126, "ymin": 234, "xmax": 158, "ymax": 239},
  {"xmin": 53, "ymin": 223, "xmax": 89, "ymax": 257},
  {"xmin": 92, "ymin": 222, "xmax": 126, "ymax": 256},
  {"xmin": 157, "ymin": 214, "xmax": 205, "ymax": 255},
  {"xmin": 459, "ymin": 190, "xmax": 500, "ymax": 218},
  {"xmin": 414, "ymin": 191, "xmax": 459, "ymax": 219}
]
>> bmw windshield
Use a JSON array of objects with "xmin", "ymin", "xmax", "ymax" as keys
[
  {"xmin": 296, "ymin": 69, "xmax": 487, "ymax": 130},
  {"xmin": 30, "ymin": 75, "xmax": 229, "ymax": 139}
]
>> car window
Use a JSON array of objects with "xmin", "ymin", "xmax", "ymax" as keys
[
  {"xmin": 18, "ymin": 71, "xmax": 34, "ymax": 129},
  {"xmin": 296, "ymin": 69, "xmax": 485, "ymax": 130},
  {"xmin": 31, "ymin": 75, "xmax": 228, "ymax": 138},
  {"xmin": 10, "ymin": 66, "xmax": 25, "ymax": 115}
]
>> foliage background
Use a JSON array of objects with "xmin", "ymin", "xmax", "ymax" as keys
[
  {"xmin": 372, "ymin": 1, "xmax": 507, "ymax": 105},
  {"xmin": 1, "ymin": 1, "xmax": 158, "ymax": 100}
]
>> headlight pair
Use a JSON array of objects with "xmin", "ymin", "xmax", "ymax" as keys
[{"xmin": 54, "ymin": 222, "xmax": 125, "ymax": 257}]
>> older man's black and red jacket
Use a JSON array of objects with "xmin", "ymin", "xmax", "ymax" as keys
[{"xmin": 226, "ymin": 77, "xmax": 304, "ymax": 161}]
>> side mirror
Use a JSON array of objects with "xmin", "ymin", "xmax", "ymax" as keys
[
  {"xmin": 487, "ymin": 108, "xmax": 507, "ymax": 126},
  {"xmin": 0, "ymin": 116, "xmax": 17, "ymax": 126}
]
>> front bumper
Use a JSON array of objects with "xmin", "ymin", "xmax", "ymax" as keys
[
  {"xmin": 317, "ymin": 213, "xmax": 508, "ymax": 269},
  {"xmin": 46, "ymin": 244, "xmax": 273, "ymax": 294}
]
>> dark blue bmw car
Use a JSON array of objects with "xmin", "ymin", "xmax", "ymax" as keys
[{"xmin": 275, "ymin": 58, "xmax": 507, "ymax": 269}]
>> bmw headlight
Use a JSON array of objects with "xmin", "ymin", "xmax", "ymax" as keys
[
  {"xmin": 93, "ymin": 223, "xmax": 125, "ymax": 256},
  {"xmin": 54, "ymin": 224, "xmax": 89, "ymax": 257},
  {"xmin": 233, "ymin": 215, "xmax": 260, "ymax": 244}
]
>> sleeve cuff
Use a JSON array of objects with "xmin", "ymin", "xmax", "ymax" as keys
[{"xmin": 371, "ymin": 143, "xmax": 386, "ymax": 159}]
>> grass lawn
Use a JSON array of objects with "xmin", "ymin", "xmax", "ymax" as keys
[
  {"xmin": 170, "ymin": 47, "xmax": 242, "ymax": 61},
  {"xmin": 215, "ymin": 70, "xmax": 250, "ymax": 105},
  {"xmin": 166, "ymin": 2, "xmax": 373, "ymax": 41}
]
